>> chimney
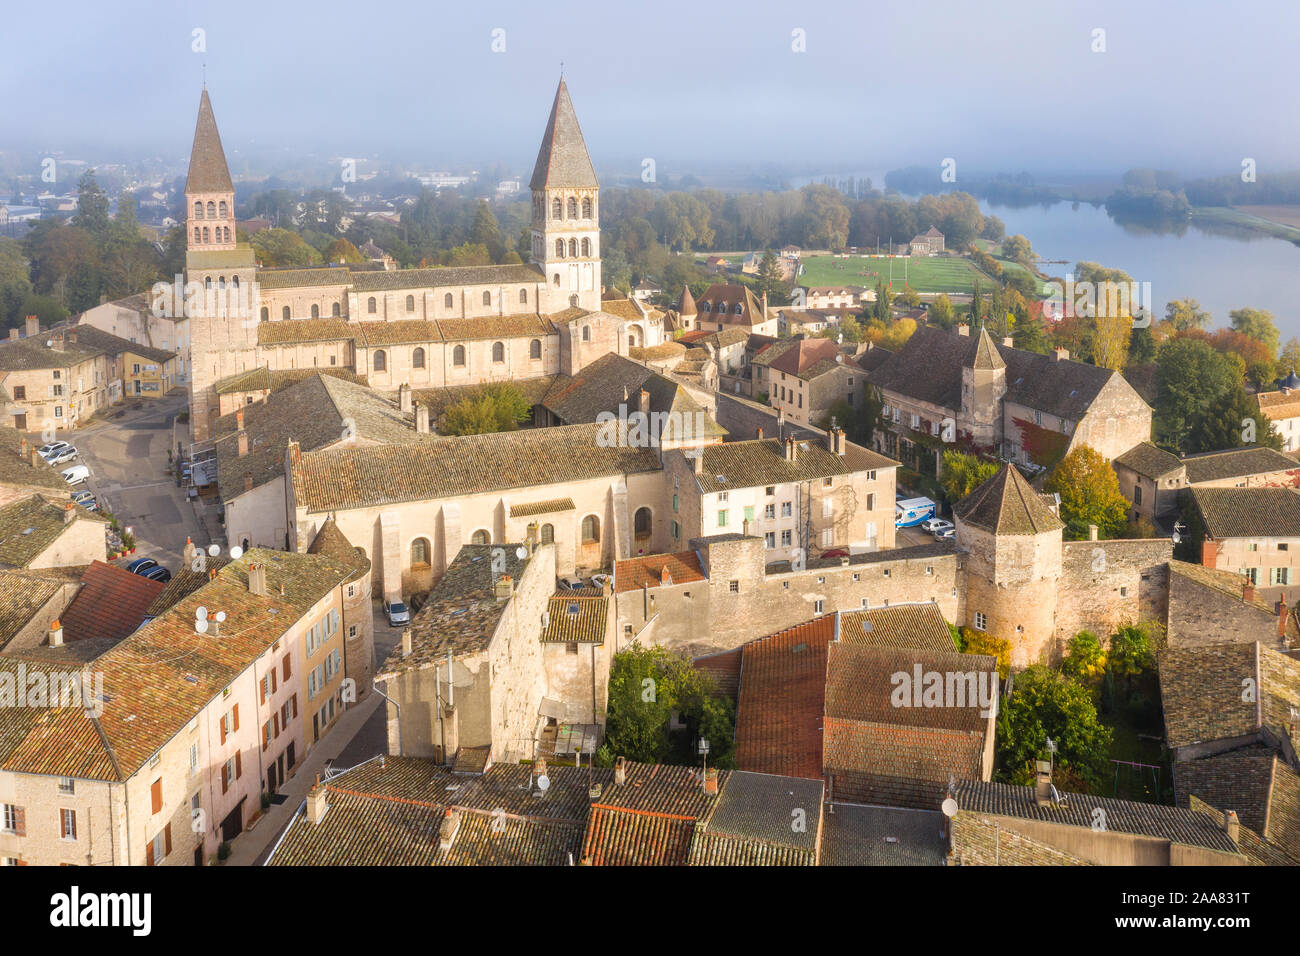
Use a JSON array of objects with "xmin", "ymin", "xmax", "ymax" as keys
[
  {"xmin": 237, "ymin": 427, "xmax": 248, "ymax": 456},
  {"xmin": 67, "ymin": 331, "xmax": 76, "ymax": 346},
  {"xmin": 1223, "ymin": 809, "xmax": 1240, "ymax": 845},
  {"xmin": 1034, "ymin": 760, "xmax": 1054, "ymax": 806},
  {"xmin": 614, "ymin": 756, "xmax": 627, "ymax": 786},
  {"xmin": 50, "ymin": 333, "xmax": 64, "ymax": 352},
  {"xmin": 7, "ymin": 329, "xmax": 16, "ymax": 341},
  {"xmin": 208, "ymin": 567, "xmax": 218, "ymax": 581},
  {"xmin": 756, "ymin": 426, "xmax": 763, "ymax": 440},
  {"xmin": 183, "ymin": 537, "xmax": 196, "ymax": 568},
  {"xmin": 1243, "ymin": 581, "xmax": 1256, "ymax": 604},
  {"xmin": 48, "ymin": 619, "xmax": 63, "ymax": 647},
  {"xmin": 306, "ymin": 776, "xmax": 327, "ymax": 825},
  {"xmin": 703, "ymin": 766, "xmax": 719, "ymax": 795},
  {"xmin": 1002, "ymin": 336, "xmax": 1014, "ymax": 347},
  {"xmin": 439, "ymin": 809, "xmax": 462, "ymax": 851},
  {"xmin": 247, "ymin": 563, "xmax": 268, "ymax": 596},
  {"xmin": 415, "ymin": 403, "xmax": 430, "ymax": 434},
  {"xmin": 243, "ymin": 471, "xmax": 253, "ymax": 493},
  {"xmin": 19, "ymin": 438, "xmax": 27, "ymax": 458},
  {"xmin": 236, "ymin": 408, "xmax": 244, "ymax": 431},
  {"xmin": 534, "ymin": 756, "xmax": 547, "ymax": 782},
  {"xmin": 494, "ymin": 574, "xmax": 513, "ymax": 602},
  {"xmin": 638, "ymin": 388, "xmax": 650, "ymax": 415},
  {"xmin": 25, "ymin": 315, "xmax": 37, "ymax": 338},
  {"xmin": 1201, "ymin": 539, "xmax": 1218, "ymax": 567},
  {"xmin": 1088, "ymin": 524, "xmax": 1098, "ymax": 541},
  {"xmin": 398, "ymin": 383, "xmax": 412, "ymax": 413},
  {"xmin": 692, "ymin": 449, "xmax": 703, "ymax": 476},
  {"xmin": 659, "ymin": 565, "xmax": 673, "ymax": 587},
  {"xmin": 784, "ymin": 436, "xmax": 799, "ymax": 462},
  {"xmin": 30, "ymin": 449, "xmax": 40, "ymax": 468},
  {"xmin": 1278, "ymin": 599, "xmax": 1289, "ymax": 639},
  {"xmin": 401, "ymin": 628, "xmax": 413, "ymax": 657},
  {"xmin": 63, "ymin": 502, "xmax": 75, "ymax": 524},
  {"xmin": 1053, "ymin": 346, "xmax": 1070, "ymax": 362},
  {"xmin": 956, "ymin": 323, "xmax": 969, "ymax": 337}
]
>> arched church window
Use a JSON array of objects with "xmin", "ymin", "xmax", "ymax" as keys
[
  {"xmin": 413, "ymin": 347, "xmax": 425, "ymax": 369},
  {"xmin": 482, "ymin": 291, "xmax": 491, "ymax": 306},
  {"xmin": 282, "ymin": 306, "xmax": 290, "ymax": 319},
  {"xmin": 406, "ymin": 295, "xmax": 415, "ymax": 312},
  {"xmin": 519, "ymin": 288, "xmax": 527, "ymax": 304},
  {"xmin": 555, "ymin": 239, "xmax": 565, "ymax": 258},
  {"xmin": 367, "ymin": 297, "xmax": 377, "ymax": 314},
  {"xmin": 581, "ymin": 238, "xmax": 590, "ymax": 257},
  {"xmin": 373, "ymin": 350, "xmax": 387, "ymax": 372},
  {"xmin": 193, "ymin": 201, "xmax": 202, "ymax": 219},
  {"xmin": 311, "ymin": 304, "xmax": 319, "ymax": 318},
  {"xmin": 568, "ymin": 239, "xmax": 577, "ymax": 257},
  {"xmin": 583, "ymin": 197, "xmax": 592, "ymax": 218},
  {"xmin": 444, "ymin": 293, "xmax": 454, "ymax": 309},
  {"xmin": 529, "ymin": 339, "xmax": 541, "ymax": 359},
  {"xmin": 206, "ymin": 201, "xmax": 216, "ymax": 218},
  {"xmin": 492, "ymin": 342, "xmax": 505, "ymax": 362},
  {"xmin": 260, "ymin": 307, "xmax": 269, "ymax": 322},
  {"xmin": 552, "ymin": 198, "xmax": 562, "ymax": 219},
  {"xmin": 453, "ymin": 345, "xmax": 466, "ymax": 366},
  {"xmin": 567, "ymin": 197, "xmax": 578, "ymax": 218},
  {"xmin": 219, "ymin": 201, "xmax": 228, "ymax": 218}
]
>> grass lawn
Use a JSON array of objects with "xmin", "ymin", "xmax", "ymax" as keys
[
  {"xmin": 1101, "ymin": 711, "xmax": 1171, "ymax": 804},
  {"xmin": 798, "ymin": 254, "xmax": 997, "ymax": 294}
]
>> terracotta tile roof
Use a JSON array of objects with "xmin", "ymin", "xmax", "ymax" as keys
[
  {"xmin": 954, "ymin": 780, "xmax": 1241, "ymax": 854},
  {"xmin": 694, "ymin": 438, "xmax": 892, "ymax": 495},
  {"xmin": 256, "ymin": 319, "xmax": 357, "ymax": 346},
  {"xmin": 509, "ymin": 497, "xmax": 575, "ymax": 518},
  {"xmin": 529, "ymin": 79, "xmax": 598, "ymax": 190},
  {"xmin": 540, "ymin": 595, "xmax": 607, "ymax": 644},
  {"xmin": 293, "ymin": 423, "xmax": 661, "ymax": 513},
  {"xmin": 837, "ymin": 603, "xmax": 958, "ymax": 652},
  {"xmin": 0, "ymin": 569, "xmax": 65, "ymax": 647},
  {"xmin": 1192, "ymin": 486, "xmax": 1300, "ymax": 538},
  {"xmin": 255, "ymin": 267, "xmax": 351, "ymax": 290},
  {"xmin": 614, "ymin": 550, "xmax": 707, "ymax": 593},
  {"xmin": 627, "ymin": 341, "xmax": 687, "ymax": 362},
  {"xmin": 1187, "ymin": 791, "xmax": 1300, "ymax": 866},
  {"xmin": 350, "ymin": 263, "xmax": 544, "ymax": 292},
  {"xmin": 1114, "ymin": 441, "xmax": 1184, "ymax": 480},
  {"xmin": 693, "ymin": 647, "xmax": 742, "ymax": 701},
  {"xmin": 1183, "ymin": 446, "xmax": 1300, "ymax": 485},
  {"xmin": 305, "ymin": 518, "xmax": 370, "ymax": 582},
  {"xmin": 581, "ymin": 805, "xmax": 696, "ymax": 865},
  {"xmin": 595, "ymin": 298, "xmax": 645, "ymax": 322},
  {"xmin": 0, "ymin": 495, "xmax": 106, "ymax": 568},
  {"xmin": 59, "ymin": 561, "xmax": 164, "ymax": 645},
  {"xmin": 767, "ymin": 337, "xmax": 845, "ymax": 379},
  {"xmin": 824, "ymin": 717, "xmax": 986, "ymax": 809},
  {"xmin": 144, "ymin": 558, "xmax": 230, "ymax": 616},
  {"xmin": 825, "ymin": 644, "xmax": 996, "ymax": 732},
  {"xmin": 379, "ymin": 544, "xmax": 529, "ymax": 675},
  {"xmin": 953, "ymin": 464, "xmax": 1063, "ymax": 535},
  {"xmin": 734, "ymin": 615, "xmax": 833, "ymax": 780},
  {"xmin": 355, "ymin": 320, "xmax": 442, "ymax": 346},
  {"xmin": 1257, "ymin": 389, "xmax": 1300, "ymax": 421},
  {"xmin": 185, "ymin": 89, "xmax": 233, "ymax": 193}
]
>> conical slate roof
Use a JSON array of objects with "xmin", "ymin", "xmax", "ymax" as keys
[
  {"xmin": 306, "ymin": 516, "xmax": 371, "ymax": 580},
  {"xmin": 186, "ymin": 89, "xmax": 234, "ymax": 194},
  {"xmin": 953, "ymin": 464, "xmax": 1062, "ymax": 536},
  {"xmin": 678, "ymin": 284, "xmax": 697, "ymax": 316},
  {"xmin": 1283, "ymin": 370, "xmax": 1300, "ymax": 390},
  {"xmin": 970, "ymin": 325, "xmax": 1006, "ymax": 370},
  {"xmin": 529, "ymin": 79, "xmax": 598, "ymax": 191}
]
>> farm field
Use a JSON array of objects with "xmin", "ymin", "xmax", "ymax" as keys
[{"xmin": 797, "ymin": 253, "xmax": 998, "ymax": 294}]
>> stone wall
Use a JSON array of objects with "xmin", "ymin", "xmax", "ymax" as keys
[{"xmin": 1053, "ymin": 539, "xmax": 1172, "ymax": 656}]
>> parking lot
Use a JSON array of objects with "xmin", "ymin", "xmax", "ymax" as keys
[{"xmin": 53, "ymin": 390, "xmax": 220, "ymax": 571}]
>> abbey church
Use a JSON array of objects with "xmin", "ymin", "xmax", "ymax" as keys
[{"xmin": 182, "ymin": 80, "xmax": 666, "ymax": 441}]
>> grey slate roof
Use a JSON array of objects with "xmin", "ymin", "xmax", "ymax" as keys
[
  {"xmin": 1192, "ymin": 486, "xmax": 1300, "ymax": 538},
  {"xmin": 1182, "ymin": 446, "xmax": 1299, "ymax": 484},
  {"xmin": 867, "ymin": 324, "xmax": 1127, "ymax": 422},
  {"xmin": 1114, "ymin": 441, "xmax": 1183, "ymax": 480},
  {"xmin": 185, "ymin": 89, "xmax": 234, "ymax": 194},
  {"xmin": 820, "ymin": 804, "xmax": 947, "ymax": 866},
  {"xmin": 954, "ymin": 780, "xmax": 1241, "ymax": 854},
  {"xmin": 529, "ymin": 79, "xmax": 599, "ymax": 191}
]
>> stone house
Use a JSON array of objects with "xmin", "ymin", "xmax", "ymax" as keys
[
  {"xmin": 693, "ymin": 285, "xmax": 777, "ymax": 337},
  {"xmin": 1257, "ymin": 385, "xmax": 1300, "ymax": 453},
  {"xmin": 1191, "ymin": 486, "xmax": 1300, "ymax": 604},
  {"xmin": 0, "ymin": 495, "xmax": 106, "ymax": 569}
]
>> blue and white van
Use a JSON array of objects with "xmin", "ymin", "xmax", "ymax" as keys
[{"xmin": 895, "ymin": 496, "xmax": 937, "ymax": 528}]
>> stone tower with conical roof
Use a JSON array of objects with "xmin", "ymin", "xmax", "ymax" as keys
[
  {"xmin": 959, "ymin": 325, "xmax": 1007, "ymax": 452},
  {"xmin": 676, "ymin": 284, "xmax": 697, "ymax": 330},
  {"xmin": 529, "ymin": 78, "xmax": 601, "ymax": 313},
  {"xmin": 183, "ymin": 87, "xmax": 258, "ymax": 442},
  {"xmin": 954, "ymin": 463, "xmax": 1064, "ymax": 666}
]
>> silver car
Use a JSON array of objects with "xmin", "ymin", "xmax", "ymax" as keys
[{"xmin": 385, "ymin": 601, "xmax": 410, "ymax": 627}]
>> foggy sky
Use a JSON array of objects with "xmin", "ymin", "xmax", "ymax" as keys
[{"xmin": 3, "ymin": 0, "xmax": 1297, "ymax": 181}]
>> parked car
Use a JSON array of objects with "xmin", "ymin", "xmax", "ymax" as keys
[
  {"xmin": 925, "ymin": 519, "xmax": 954, "ymax": 537},
  {"xmin": 559, "ymin": 575, "xmax": 586, "ymax": 591},
  {"xmin": 61, "ymin": 465, "xmax": 90, "ymax": 485},
  {"xmin": 141, "ymin": 566, "xmax": 172, "ymax": 583},
  {"xmin": 127, "ymin": 558, "xmax": 159, "ymax": 575},
  {"xmin": 71, "ymin": 490, "xmax": 94, "ymax": 505},
  {"xmin": 385, "ymin": 600, "xmax": 410, "ymax": 627},
  {"xmin": 38, "ymin": 441, "xmax": 70, "ymax": 458},
  {"xmin": 44, "ymin": 446, "xmax": 78, "ymax": 465},
  {"xmin": 934, "ymin": 527, "xmax": 956, "ymax": 540},
  {"xmin": 590, "ymin": 573, "xmax": 612, "ymax": 590}
]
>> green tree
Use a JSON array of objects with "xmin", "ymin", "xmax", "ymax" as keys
[
  {"xmin": 1278, "ymin": 337, "xmax": 1300, "ymax": 377},
  {"xmin": 250, "ymin": 228, "xmax": 320, "ymax": 267},
  {"xmin": 1153, "ymin": 337, "xmax": 1238, "ymax": 452},
  {"xmin": 996, "ymin": 665, "xmax": 1113, "ymax": 791},
  {"xmin": 1228, "ymin": 307, "xmax": 1281, "ymax": 356},
  {"xmin": 928, "ymin": 293, "xmax": 956, "ymax": 329},
  {"xmin": 469, "ymin": 200, "xmax": 504, "ymax": 261},
  {"xmin": 1164, "ymin": 297, "xmax": 1211, "ymax": 332},
  {"xmin": 323, "ymin": 237, "xmax": 365, "ymax": 264},
  {"xmin": 1186, "ymin": 382, "xmax": 1282, "ymax": 453},
  {"xmin": 1044, "ymin": 447, "xmax": 1130, "ymax": 539},
  {"xmin": 440, "ymin": 382, "xmax": 532, "ymax": 435},
  {"xmin": 71, "ymin": 170, "xmax": 111, "ymax": 239},
  {"xmin": 1002, "ymin": 234, "xmax": 1034, "ymax": 265},
  {"xmin": 1060, "ymin": 630, "xmax": 1106, "ymax": 693},
  {"xmin": 939, "ymin": 449, "xmax": 1000, "ymax": 502}
]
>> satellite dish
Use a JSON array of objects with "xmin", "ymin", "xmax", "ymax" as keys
[
  {"xmin": 537, "ymin": 774, "xmax": 550, "ymax": 791},
  {"xmin": 230, "ymin": 545, "xmax": 244, "ymax": 560},
  {"xmin": 207, "ymin": 544, "xmax": 220, "ymax": 557},
  {"xmin": 215, "ymin": 611, "xmax": 227, "ymax": 623},
  {"xmin": 515, "ymin": 546, "xmax": 528, "ymax": 560},
  {"xmin": 195, "ymin": 619, "xmax": 209, "ymax": 634},
  {"xmin": 1171, "ymin": 531, "xmax": 1181, "ymax": 544},
  {"xmin": 196, "ymin": 606, "xmax": 208, "ymax": 620},
  {"xmin": 941, "ymin": 798, "xmax": 958, "ymax": 818}
]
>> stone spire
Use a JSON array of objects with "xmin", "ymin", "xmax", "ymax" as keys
[
  {"xmin": 953, "ymin": 464, "xmax": 1062, "ymax": 536},
  {"xmin": 970, "ymin": 324, "xmax": 1006, "ymax": 370},
  {"xmin": 678, "ymin": 284, "xmax": 697, "ymax": 317},
  {"xmin": 186, "ymin": 89, "xmax": 234, "ymax": 194},
  {"xmin": 529, "ymin": 78, "xmax": 598, "ymax": 191}
]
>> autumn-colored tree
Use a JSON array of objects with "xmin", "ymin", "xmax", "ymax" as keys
[
  {"xmin": 1044, "ymin": 446, "xmax": 1130, "ymax": 540},
  {"xmin": 959, "ymin": 627, "xmax": 1011, "ymax": 679},
  {"xmin": 323, "ymin": 237, "xmax": 365, "ymax": 264}
]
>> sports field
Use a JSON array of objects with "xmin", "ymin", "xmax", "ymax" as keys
[{"xmin": 797, "ymin": 254, "xmax": 998, "ymax": 294}]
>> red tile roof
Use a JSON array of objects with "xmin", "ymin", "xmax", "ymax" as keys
[
  {"xmin": 61, "ymin": 560, "xmax": 165, "ymax": 645},
  {"xmin": 614, "ymin": 550, "xmax": 707, "ymax": 593},
  {"xmin": 581, "ymin": 805, "xmax": 695, "ymax": 866},
  {"xmin": 733, "ymin": 615, "xmax": 833, "ymax": 780},
  {"xmin": 766, "ymin": 337, "xmax": 844, "ymax": 378}
]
